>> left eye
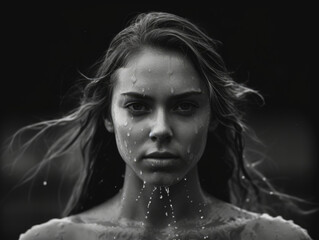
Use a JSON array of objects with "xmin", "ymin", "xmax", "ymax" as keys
[{"xmin": 173, "ymin": 102, "xmax": 197, "ymax": 113}]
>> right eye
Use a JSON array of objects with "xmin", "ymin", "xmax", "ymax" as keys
[{"xmin": 125, "ymin": 103, "xmax": 151, "ymax": 115}]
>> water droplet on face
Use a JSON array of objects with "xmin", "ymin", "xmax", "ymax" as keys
[
  {"xmin": 43, "ymin": 181, "xmax": 47, "ymax": 186},
  {"xmin": 133, "ymin": 158, "xmax": 137, "ymax": 162},
  {"xmin": 170, "ymin": 87, "xmax": 175, "ymax": 94},
  {"xmin": 165, "ymin": 212, "xmax": 168, "ymax": 216},
  {"xmin": 140, "ymin": 171, "xmax": 143, "ymax": 175},
  {"xmin": 129, "ymin": 150, "xmax": 132, "ymax": 154},
  {"xmin": 262, "ymin": 177, "xmax": 267, "ymax": 181},
  {"xmin": 131, "ymin": 75, "xmax": 137, "ymax": 84},
  {"xmin": 124, "ymin": 140, "xmax": 128, "ymax": 148},
  {"xmin": 124, "ymin": 121, "xmax": 128, "ymax": 127},
  {"xmin": 204, "ymin": 236, "xmax": 209, "ymax": 239},
  {"xmin": 241, "ymin": 175, "xmax": 246, "ymax": 180},
  {"xmin": 127, "ymin": 132, "xmax": 130, "ymax": 137},
  {"xmin": 200, "ymin": 216, "xmax": 204, "ymax": 219},
  {"xmin": 134, "ymin": 141, "xmax": 137, "ymax": 145},
  {"xmin": 142, "ymin": 88, "xmax": 145, "ymax": 93},
  {"xmin": 269, "ymin": 191, "xmax": 274, "ymax": 195},
  {"xmin": 141, "ymin": 128, "xmax": 144, "ymax": 132}
]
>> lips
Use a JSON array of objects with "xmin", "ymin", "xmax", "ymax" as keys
[
  {"xmin": 144, "ymin": 151, "xmax": 178, "ymax": 159},
  {"xmin": 143, "ymin": 151, "xmax": 180, "ymax": 169}
]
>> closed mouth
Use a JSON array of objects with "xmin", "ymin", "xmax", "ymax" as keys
[{"xmin": 144, "ymin": 152, "xmax": 178, "ymax": 159}]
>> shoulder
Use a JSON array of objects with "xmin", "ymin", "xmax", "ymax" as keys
[
  {"xmin": 18, "ymin": 217, "xmax": 106, "ymax": 240},
  {"xmin": 241, "ymin": 213, "xmax": 312, "ymax": 240},
  {"xmin": 19, "ymin": 218, "xmax": 68, "ymax": 240}
]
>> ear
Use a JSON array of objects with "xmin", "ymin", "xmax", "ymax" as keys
[
  {"xmin": 103, "ymin": 117, "xmax": 114, "ymax": 133},
  {"xmin": 208, "ymin": 120, "xmax": 218, "ymax": 132}
]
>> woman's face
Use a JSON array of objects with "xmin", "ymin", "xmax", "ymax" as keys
[{"xmin": 106, "ymin": 47, "xmax": 211, "ymax": 186}]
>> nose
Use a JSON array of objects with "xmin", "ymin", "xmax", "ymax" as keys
[{"xmin": 149, "ymin": 108, "xmax": 173, "ymax": 142}]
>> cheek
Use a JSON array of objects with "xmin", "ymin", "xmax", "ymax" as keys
[
  {"xmin": 180, "ymin": 113, "xmax": 210, "ymax": 161},
  {"xmin": 113, "ymin": 117, "xmax": 147, "ymax": 162}
]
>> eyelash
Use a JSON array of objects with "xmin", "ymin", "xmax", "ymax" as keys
[{"xmin": 124, "ymin": 102, "xmax": 198, "ymax": 116}]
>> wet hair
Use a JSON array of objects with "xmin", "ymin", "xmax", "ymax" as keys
[{"xmin": 7, "ymin": 12, "xmax": 305, "ymax": 216}]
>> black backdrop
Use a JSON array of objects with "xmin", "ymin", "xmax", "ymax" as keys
[{"xmin": 1, "ymin": 4, "xmax": 318, "ymax": 240}]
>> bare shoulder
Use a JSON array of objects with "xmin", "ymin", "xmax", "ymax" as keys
[
  {"xmin": 241, "ymin": 213, "xmax": 312, "ymax": 240},
  {"xmin": 18, "ymin": 217, "xmax": 106, "ymax": 240}
]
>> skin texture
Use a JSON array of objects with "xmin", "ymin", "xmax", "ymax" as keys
[
  {"xmin": 105, "ymin": 47, "xmax": 211, "ymax": 186},
  {"xmin": 102, "ymin": 47, "xmax": 215, "ymax": 227}
]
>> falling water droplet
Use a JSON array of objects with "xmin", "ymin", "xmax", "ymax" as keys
[
  {"xmin": 43, "ymin": 181, "xmax": 47, "ymax": 186},
  {"xmin": 165, "ymin": 212, "xmax": 168, "ymax": 216},
  {"xmin": 127, "ymin": 132, "xmax": 130, "ymax": 137},
  {"xmin": 200, "ymin": 216, "xmax": 204, "ymax": 219},
  {"xmin": 269, "ymin": 191, "xmax": 274, "ymax": 195},
  {"xmin": 187, "ymin": 145, "xmax": 191, "ymax": 154},
  {"xmin": 241, "ymin": 175, "xmax": 246, "ymax": 180},
  {"xmin": 134, "ymin": 141, "xmax": 137, "ymax": 145},
  {"xmin": 142, "ymin": 88, "xmax": 145, "ymax": 93},
  {"xmin": 262, "ymin": 177, "xmax": 267, "ymax": 181},
  {"xmin": 184, "ymin": 177, "xmax": 187, "ymax": 181},
  {"xmin": 140, "ymin": 171, "xmax": 143, "ymax": 175},
  {"xmin": 204, "ymin": 236, "xmax": 209, "ymax": 239}
]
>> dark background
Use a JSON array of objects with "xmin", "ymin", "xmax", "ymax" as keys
[{"xmin": 1, "ymin": 4, "xmax": 318, "ymax": 240}]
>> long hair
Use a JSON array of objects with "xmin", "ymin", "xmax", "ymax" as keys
[{"xmin": 7, "ymin": 12, "xmax": 299, "ymax": 217}]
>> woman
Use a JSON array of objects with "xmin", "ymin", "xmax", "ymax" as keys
[{"xmin": 17, "ymin": 12, "xmax": 312, "ymax": 239}]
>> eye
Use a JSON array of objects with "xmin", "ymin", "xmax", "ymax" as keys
[
  {"xmin": 173, "ymin": 102, "xmax": 198, "ymax": 114},
  {"xmin": 125, "ymin": 102, "xmax": 151, "ymax": 115}
]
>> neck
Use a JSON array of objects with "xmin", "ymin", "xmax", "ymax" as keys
[{"xmin": 117, "ymin": 165, "xmax": 209, "ymax": 228}]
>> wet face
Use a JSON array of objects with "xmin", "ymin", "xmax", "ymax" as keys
[{"xmin": 105, "ymin": 48, "xmax": 211, "ymax": 186}]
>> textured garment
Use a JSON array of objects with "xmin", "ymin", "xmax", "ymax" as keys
[{"xmin": 19, "ymin": 213, "xmax": 312, "ymax": 240}]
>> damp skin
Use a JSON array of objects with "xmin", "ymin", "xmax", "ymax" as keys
[{"xmin": 106, "ymin": 47, "xmax": 211, "ymax": 187}]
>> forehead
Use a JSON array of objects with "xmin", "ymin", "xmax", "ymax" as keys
[{"xmin": 113, "ymin": 48, "xmax": 207, "ymax": 97}]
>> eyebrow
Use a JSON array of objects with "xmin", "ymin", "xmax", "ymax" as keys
[{"xmin": 121, "ymin": 90, "xmax": 203, "ymax": 100}]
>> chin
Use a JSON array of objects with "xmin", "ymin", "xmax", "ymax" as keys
[{"xmin": 142, "ymin": 171, "xmax": 184, "ymax": 187}]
